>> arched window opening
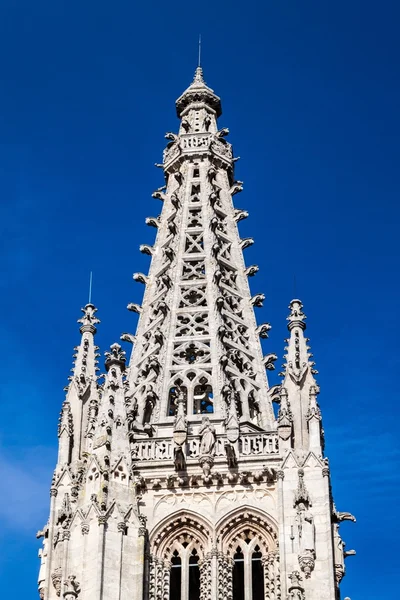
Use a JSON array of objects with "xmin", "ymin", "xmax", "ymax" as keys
[
  {"xmin": 248, "ymin": 392, "xmax": 261, "ymax": 426},
  {"xmin": 170, "ymin": 550, "xmax": 182, "ymax": 600},
  {"xmin": 168, "ymin": 382, "xmax": 187, "ymax": 416},
  {"xmin": 252, "ymin": 546, "xmax": 264, "ymax": 600},
  {"xmin": 193, "ymin": 379, "xmax": 214, "ymax": 414},
  {"xmin": 233, "ymin": 547, "xmax": 245, "ymax": 600},
  {"xmin": 188, "ymin": 549, "xmax": 200, "ymax": 600}
]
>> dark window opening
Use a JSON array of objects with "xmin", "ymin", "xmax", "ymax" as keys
[
  {"xmin": 233, "ymin": 548, "xmax": 245, "ymax": 600},
  {"xmin": 191, "ymin": 184, "xmax": 200, "ymax": 195},
  {"xmin": 189, "ymin": 550, "xmax": 200, "ymax": 600},
  {"xmin": 193, "ymin": 168, "xmax": 200, "ymax": 178},
  {"xmin": 168, "ymin": 382, "xmax": 187, "ymax": 416},
  {"xmin": 193, "ymin": 380, "xmax": 214, "ymax": 414},
  {"xmin": 252, "ymin": 548, "xmax": 264, "ymax": 600},
  {"xmin": 170, "ymin": 551, "xmax": 182, "ymax": 600}
]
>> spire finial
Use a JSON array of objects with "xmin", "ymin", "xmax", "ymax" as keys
[
  {"xmin": 287, "ymin": 298, "xmax": 307, "ymax": 331},
  {"xmin": 198, "ymin": 34, "xmax": 202, "ymax": 67},
  {"xmin": 78, "ymin": 303, "xmax": 100, "ymax": 334}
]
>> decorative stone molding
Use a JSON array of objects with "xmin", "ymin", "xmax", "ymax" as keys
[
  {"xmin": 51, "ymin": 568, "xmax": 62, "ymax": 597},
  {"xmin": 298, "ymin": 549, "xmax": 315, "ymax": 579},
  {"xmin": 287, "ymin": 571, "xmax": 305, "ymax": 600},
  {"xmin": 81, "ymin": 521, "xmax": 90, "ymax": 535},
  {"xmin": 63, "ymin": 575, "xmax": 80, "ymax": 599}
]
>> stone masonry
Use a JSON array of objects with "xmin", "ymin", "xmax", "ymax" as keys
[{"xmin": 37, "ymin": 68, "xmax": 356, "ymax": 600}]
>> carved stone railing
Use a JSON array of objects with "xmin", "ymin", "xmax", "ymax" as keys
[
  {"xmin": 239, "ymin": 432, "xmax": 279, "ymax": 456},
  {"xmin": 180, "ymin": 133, "xmax": 211, "ymax": 152},
  {"xmin": 163, "ymin": 133, "xmax": 233, "ymax": 168},
  {"xmin": 131, "ymin": 431, "xmax": 278, "ymax": 462}
]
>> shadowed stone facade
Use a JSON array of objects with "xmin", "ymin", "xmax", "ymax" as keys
[{"xmin": 37, "ymin": 68, "xmax": 355, "ymax": 600}]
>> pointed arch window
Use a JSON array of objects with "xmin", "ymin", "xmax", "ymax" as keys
[
  {"xmin": 167, "ymin": 371, "xmax": 213, "ymax": 416},
  {"xmin": 167, "ymin": 543, "xmax": 202, "ymax": 600},
  {"xmin": 227, "ymin": 528, "xmax": 273, "ymax": 600}
]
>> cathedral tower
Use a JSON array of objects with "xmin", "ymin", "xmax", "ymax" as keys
[{"xmin": 37, "ymin": 68, "xmax": 355, "ymax": 600}]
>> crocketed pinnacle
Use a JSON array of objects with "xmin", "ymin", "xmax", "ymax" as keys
[
  {"xmin": 279, "ymin": 299, "xmax": 321, "ymax": 452},
  {"xmin": 176, "ymin": 66, "xmax": 222, "ymax": 118}
]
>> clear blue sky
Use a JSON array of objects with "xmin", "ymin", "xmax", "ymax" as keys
[{"xmin": 0, "ymin": 1, "xmax": 399, "ymax": 598}]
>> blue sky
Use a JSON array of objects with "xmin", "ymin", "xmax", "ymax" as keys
[{"xmin": 0, "ymin": 1, "xmax": 399, "ymax": 598}]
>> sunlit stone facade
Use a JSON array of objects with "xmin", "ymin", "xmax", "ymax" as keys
[{"xmin": 37, "ymin": 69, "xmax": 355, "ymax": 600}]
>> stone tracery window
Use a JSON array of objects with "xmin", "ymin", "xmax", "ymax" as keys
[
  {"xmin": 167, "ymin": 371, "xmax": 213, "ymax": 416},
  {"xmin": 149, "ymin": 514, "xmax": 210, "ymax": 600},
  {"xmin": 219, "ymin": 511, "xmax": 280, "ymax": 600}
]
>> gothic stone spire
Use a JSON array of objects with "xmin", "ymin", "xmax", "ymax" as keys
[
  {"xmin": 38, "ymin": 70, "xmax": 354, "ymax": 600},
  {"xmin": 126, "ymin": 67, "xmax": 275, "ymax": 453}
]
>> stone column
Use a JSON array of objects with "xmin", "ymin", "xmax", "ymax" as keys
[
  {"xmin": 322, "ymin": 467, "xmax": 336, "ymax": 600},
  {"xmin": 45, "ymin": 487, "xmax": 58, "ymax": 600},
  {"xmin": 276, "ymin": 470, "xmax": 287, "ymax": 599},
  {"xmin": 217, "ymin": 553, "xmax": 233, "ymax": 600},
  {"xmin": 95, "ymin": 515, "xmax": 107, "ymax": 600},
  {"xmin": 199, "ymin": 552, "xmax": 213, "ymax": 600}
]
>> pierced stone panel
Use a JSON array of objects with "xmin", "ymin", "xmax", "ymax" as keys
[
  {"xmin": 176, "ymin": 313, "xmax": 209, "ymax": 337},
  {"xmin": 179, "ymin": 286, "xmax": 208, "ymax": 308},
  {"xmin": 182, "ymin": 259, "xmax": 206, "ymax": 280},
  {"xmin": 187, "ymin": 208, "xmax": 203, "ymax": 229},
  {"xmin": 185, "ymin": 233, "xmax": 204, "ymax": 254},
  {"xmin": 172, "ymin": 341, "xmax": 211, "ymax": 365}
]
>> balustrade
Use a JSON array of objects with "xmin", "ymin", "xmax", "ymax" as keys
[{"xmin": 131, "ymin": 431, "xmax": 278, "ymax": 462}]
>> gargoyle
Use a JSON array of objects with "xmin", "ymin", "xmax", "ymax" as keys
[
  {"xmin": 229, "ymin": 181, "xmax": 244, "ymax": 196},
  {"xmin": 139, "ymin": 244, "xmax": 153, "ymax": 256},
  {"xmin": 240, "ymin": 237, "xmax": 254, "ymax": 250},
  {"xmin": 245, "ymin": 265, "xmax": 259, "ymax": 277},
  {"xmin": 127, "ymin": 303, "xmax": 142, "ymax": 314},
  {"xmin": 133, "ymin": 273, "xmax": 148, "ymax": 285},
  {"xmin": 233, "ymin": 209, "xmax": 249, "ymax": 222},
  {"xmin": 152, "ymin": 190, "xmax": 166, "ymax": 201},
  {"xmin": 120, "ymin": 333, "xmax": 136, "ymax": 344},
  {"xmin": 216, "ymin": 127, "xmax": 229, "ymax": 138},
  {"xmin": 263, "ymin": 353, "xmax": 278, "ymax": 371},
  {"xmin": 165, "ymin": 132, "xmax": 178, "ymax": 142},
  {"xmin": 251, "ymin": 294, "xmax": 265, "ymax": 308},
  {"xmin": 145, "ymin": 216, "xmax": 160, "ymax": 228},
  {"xmin": 256, "ymin": 322, "xmax": 272, "ymax": 338}
]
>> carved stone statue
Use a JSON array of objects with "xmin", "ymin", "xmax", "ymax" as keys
[
  {"xmin": 298, "ymin": 503, "xmax": 315, "ymax": 554},
  {"xmin": 63, "ymin": 574, "xmax": 81, "ymax": 598},
  {"xmin": 199, "ymin": 417, "xmax": 216, "ymax": 456}
]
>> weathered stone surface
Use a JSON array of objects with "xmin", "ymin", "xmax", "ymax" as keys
[{"xmin": 38, "ymin": 68, "xmax": 355, "ymax": 600}]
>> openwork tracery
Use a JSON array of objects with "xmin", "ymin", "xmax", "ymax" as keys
[
  {"xmin": 167, "ymin": 369, "xmax": 214, "ymax": 416},
  {"xmin": 217, "ymin": 509, "xmax": 280, "ymax": 600},
  {"xmin": 149, "ymin": 512, "xmax": 212, "ymax": 600}
]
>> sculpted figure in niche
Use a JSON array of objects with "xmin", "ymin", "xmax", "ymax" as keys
[
  {"xmin": 199, "ymin": 416, "xmax": 216, "ymax": 456},
  {"xmin": 297, "ymin": 503, "xmax": 315, "ymax": 554}
]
